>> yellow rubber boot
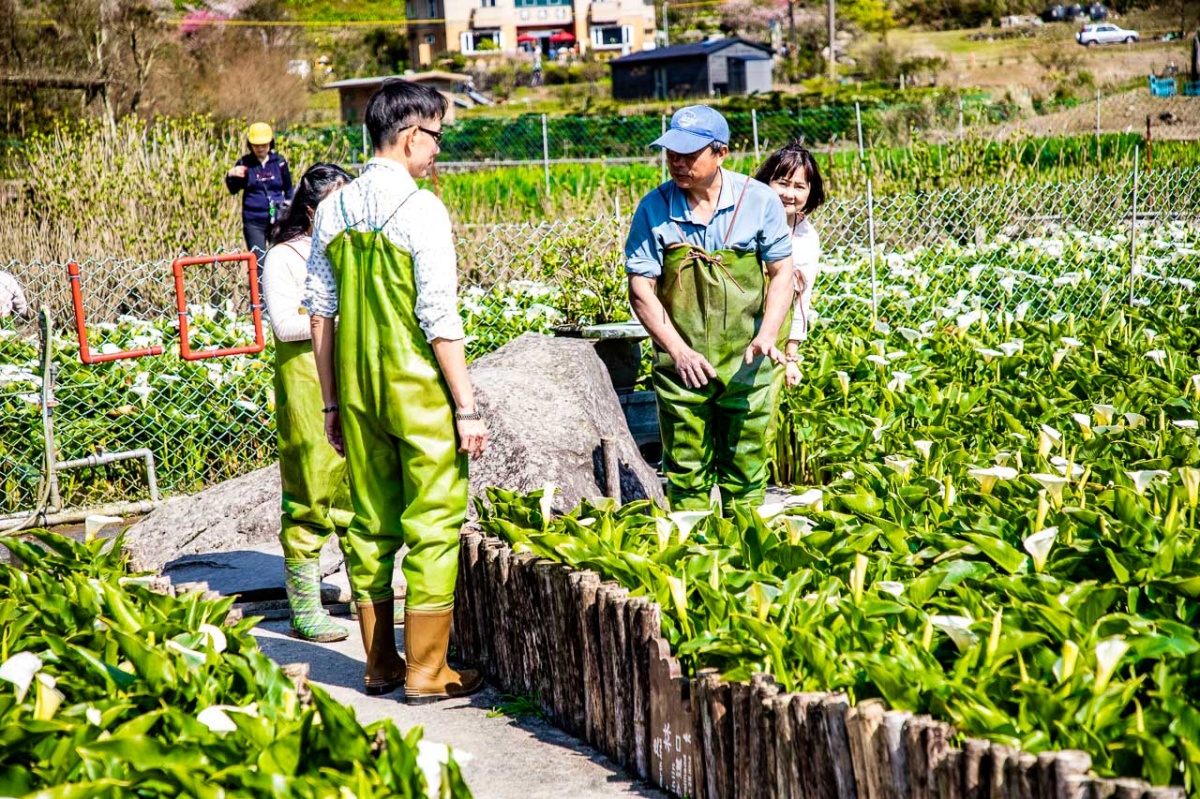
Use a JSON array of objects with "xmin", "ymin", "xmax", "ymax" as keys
[
  {"xmin": 404, "ymin": 608, "xmax": 483, "ymax": 704},
  {"xmin": 358, "ymin": 598, "xmax": 406, "ymax": 696}
]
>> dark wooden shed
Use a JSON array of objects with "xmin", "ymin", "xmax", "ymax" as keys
[{"xmin": 608, "ymin": 38, "xmax": 774, "ymax": 101}]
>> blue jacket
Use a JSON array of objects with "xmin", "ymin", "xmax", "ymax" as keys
[{"xmin": 225, "ymin": 151, "xmax": 293, "ymax": 224}]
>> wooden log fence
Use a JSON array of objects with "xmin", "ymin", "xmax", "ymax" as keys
[{"xmin": 452, "ymin": 532, "xmax": 1172, "ymax": 799}]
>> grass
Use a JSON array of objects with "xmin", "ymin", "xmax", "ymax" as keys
[
  {"xmin": 280, "ymin": 0, "xmax": 407, "ymax": 22},
  {"xmin": 486, "ymin": 693, "xmax": 548, "ymax": 721}
]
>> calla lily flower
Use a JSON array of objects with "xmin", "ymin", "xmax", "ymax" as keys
[
  {"xmin": 783, "ymin": 515, "xmax": 815, "ymax": 543},
  {"xmin": 976, "ymin": 348, "xmax": 1004, "ymax": 362},
  {"xmin": 1037, "ymin": 424, "xmax": 1062, "ymax": 457},
  {"xmin": 898, "ymin": 327, "xmax": 923, "ymax": 343},
  {"xmin": 913, "ymin": 440, "xmax": 933, "ymax": 460},
  {"xmin": 197, "ymin": 704, "xmax": 257, "ymax": 733},
  {"xmin": 998, "ymin": 340, "xmax": 1024, "ymax": 357},
  {"xmin": 668, "ymin": 511, "xmax": 711, "ymax": 540},
  {"xmin": 1023, "ymin": 526, "xmax": 1058, "ymax": 572},
  {"xmin": 866, "ymin": 354, "xmax": 888, "ymax": 367},
  {"xmin": 199, "ymin": 623, "xmax": 228, "ymax": 654},
  {"xmin": 1145, "ymin": 349, "xmax": 1167, "ymax": 367},
  {"xmin": 1190, "ymin": 375, "xmax": 1200, "ymax": 400},
  {"xmin": 1180, "ymin": 466, "xmax": 1200, "ymax": 508},
  {"xmin": 1071, "ymin": 413, "xmax": 1093, "ymax": 440},
  {"xmin": 968, "ymin": 465, "xmax": 1018, "ymax": 494},
  {"xmin": 884, "ymin": 455, "xmax": 915, "ymax": 479},
  {"xmin": 1123, "ymin": 412, "xmax": 1146, "ymax": 428},
  {"xmin": 873, "ymin": 320, "xmax": 891, "ymax": 334},
  {"xmin": 1093, "ymin": 637, "xmax": 1129, "ymax": 693},
  {"xmin": 654, "ymin": 517, "xmax": 673, "ymax": 550},
  {"xmin": 1092, "ymin": 404, "xmax": 1115, "ymax": 426},
  {"xmin": 417, "ymin": 740, "xmax": 474, "ymax": 796},
  {"xmin": 835, "ymin": 371, "xmax": 850, "ymax": 398},
  {"xmin": 1055, "ymin": 640, "xmax": 1080, "ymax": 683},
  {"xmin": 756, "ymin": 503, "xmax": 786, "ymax": 522},
  {"xmin": 1143, "ymin": 328, "xmax": 1158, "ymax": 341},
  {"xmin": 84, "ymin": 514, "xmax": 123, "ymax": 543},
  {"xmin": 886, "ymin": 350, "xmax": 907, "ymax": 361},
  {"xmin": 931, "ymin": 615, "xmax": 978, "ymax": 650},
  {"xmin": 538, "ymin": 482, "xmax": 556, "ymax": 526},
  {"xmin": 887, "ymin": 371, "xmax": 912, "ymax": 392},
  {"xmin": 0, "ymin": 652, "xmax": 42, "ymax": 702},
  {"xmin": 1051, "ymin": 349, "xmax": 1069, "ymax": 370},
  {"xmin": 956, "ymin": 310, "xmax": 983, "ymax": 330},
  {"xmin": 86, "ymin": 707, "xmax": 103, "ymax": 726},
  {"xmin": 1030, "ymin": 474, "xmax": 1068, "ymax": 504},
  {"xmin": 34, "ymin": 673, "xmax": 63, "ymax": 721},
  {"xmin": 1060, "ymin": 337, "xmax": 1083, "ymax": 349},
  {"xmin": 1172, "ymin": 419, "xmax": 1198, "ymax": 430},
  {"xmin": 1049, "ymin": 456, "xmax": 1085, "ymax": 478},
  {"xmin": 1125, "ymin": 469, "xmax": 1170, "ymax": 496},
  {"xmin": 877, "ymin": 581, "xmax": 904, "ymax": 597}
]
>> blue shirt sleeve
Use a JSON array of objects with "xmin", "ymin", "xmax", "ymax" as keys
[
  {"xmin": 624, "ymin": 197, "xmax": 664, "ymax": 279},
  {"xmin": 758, "ymin": 186, "xmax": 793, "ymax": 263}
]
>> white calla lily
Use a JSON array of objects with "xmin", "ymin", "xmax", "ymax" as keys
[
  {"xmin": 1023, "ymin": 526, "xmax": 1058, "ymax": 572},
  {"xmin": 1190, "ymin": 375, "xmax": 1200, "ymax": 400},
  {"xmin": 1060, "ymin": 337, "xmax": 1083, "ymax": 349},
  {"xmin": 417, "ymin": 740, "xmax": 474, "ymax": 797},
  {"xmin": 1049, "ymin": 456, "xmax": 1085, "ymax": 479},
  {"xmin": 1125, "ymin": 470, "xmax": 1170, "ymax": 496},
  {"xmin": 998, "ymin": 340, "xmax": 1024, "ymax": 357},
  {"xmin": 1172, "ymin": 419, "xmax": 1198, "ymax": 430},
  {"xmin": 877, "ymin": 581, "xmax": 905, "ymax": 597},
  {"xmin": 654, "ymin": 517, "xmax": 674, "ymax": 550},
  {"xmin": 1092, "ymin": 404, "xmax": 1115, "ymax": 426},
  {"xmin": 931, "ymin": 615, "xmax": 978, "ymax": 650},
  {"xmin": 756, "ymin": 503, "xmax": 786, "ymax": 522},
  {"xmin": 84, "ymin": 514, "xmax": 123, "ymax": 543},
  {"xmin": 976, "ymin": 348, "xmax": 1004, "ymax": 362},
  {"xmin": 198, "ymin": 623, "xmax": 228, "ymax": 654},
  {"xmin": 1123, "ymin": 412, "xmax": 1146, "ymax": 428},
  {"xmin": 1145, "ymin": 349, "xmax": 1167, "ymax": 367},
  {"xmin": 1051, "ymin": 349, "xmax": 1069, "ymax": 370},
  {"xmin": 866, "ymin": 354, "xmax": 888, "ymax": 367},
  {"xmin": 1093, "ymin": 637, "xmax": 1130, "ymax": 692},
  {"xmin": 1180, "ymin": 466, "xmax": 1200, "ymax": 508},
  {"xmin": 835, "ymin": 371, "xmax": 850, "ymax": 399},
  {"xmin": 1030, "ymin": 474, "xmax": 1069, "ymax": 504},
  {"xmin": 968, "ymin": 465, "xmax": 1018, "ymax": 494},
  {"xmin": 782, "ymin": 515, "xmax": 815, "ymax": 543},
  {"xmin": 0, "ymin": 652, "xmax": 43, "ymax": 702},
  {"xmin": 86, "ymin": 707, "xmax": 103, "ymax": 726},
  {"xmin": 785, "ymin": 489, "xmax": 823, "ymax": 511},
  {"xmin": 668, "ymin": 511, "xmax": 711, "ymax": 541},
  {"xmin": 887, "ymin": 371, "xmax": 912, "ymax": 392},
  {"xmin": 884, "ymin": 455, "xmax": 915, "ymax": 479},
  {"xmin": 913, "ymin": 440, "xmax": 933, "ymax": 460},
  {"xmin": 1071, "ymin": 413, "xmax": 1093, "ymax": 440},
  {"xmin": 1037, "ymin": 424, "xmax": 1062, "ymax": 457},
  {"xmin": 956, "ymin": 310, "xmax": 983, "ymax": 330}
]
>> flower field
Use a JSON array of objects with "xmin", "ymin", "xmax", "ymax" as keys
[
  {"xmin": 481, "ymin": 295, "xmax": 1200, "ymax": 789},
  {"xmin": 0, "ymin": 530, "xmax": 470, "ymax": 797}
]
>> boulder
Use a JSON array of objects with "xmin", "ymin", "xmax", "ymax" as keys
[
  {"xmin": 467, "ymin": 333, "xmax": 663, "ymax": 511},
  {"xmin": 125, "ymin": 332, "xmax": 662, "ymax": 572}
]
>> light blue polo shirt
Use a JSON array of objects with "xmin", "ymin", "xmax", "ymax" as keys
[{"xmin": 625, "ymin": 168, "xmax": 793, "ymax": 279}]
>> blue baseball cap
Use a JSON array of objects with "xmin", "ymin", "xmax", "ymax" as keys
[{"xmin": 650, "ymin": 105, "xmax": 730, "ymax": 154}]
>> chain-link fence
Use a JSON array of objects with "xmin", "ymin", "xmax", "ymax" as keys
[{"xmin": 1, "ymin": 165, "xmax": 1198, "ymax": 520}]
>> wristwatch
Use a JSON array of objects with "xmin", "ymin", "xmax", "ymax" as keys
[{"xmin": 455, "ymin": 409, "xmax": 482, "ymax": 421}]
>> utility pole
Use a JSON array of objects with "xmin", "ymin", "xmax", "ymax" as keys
[
  {"xmin": 827, "ymin": 0, "xmax": 836, "ymax": 81},
  {"xmin": 788, "ymin": 0, "xmax": 797, "ymax": 67},
  {"xmin": 663, "ymin": 1, "xmax": 670, "ymax": 47}
]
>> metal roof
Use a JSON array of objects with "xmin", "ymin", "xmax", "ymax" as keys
[
  {"xmin": 609, "ymin": 37, "xmax": 772, "ymax": 66},
  {"xmin": 323, "ymin": 71, "xmax": 470, "ymax": 90}
]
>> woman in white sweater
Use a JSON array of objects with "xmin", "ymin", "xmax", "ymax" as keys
[
  {"xmin": 263, "ymin": 163, "xmax": 355, "ymax": 642},
  {"xmin": 754, "ymin": 143, "xmax": 827, "ymax": 387}
]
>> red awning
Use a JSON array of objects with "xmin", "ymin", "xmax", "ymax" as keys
[
  {"xmin": 517, "ymin": 34, "xmax": 537, "ymax": 43},
  {"xmin": 548, "ymin": 29, "xmax": 575, "ymax": 43}
]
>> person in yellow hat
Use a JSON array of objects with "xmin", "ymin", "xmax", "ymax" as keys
[{"xmin": 225, "ymin": 122, "xmax": 293, "ymax": 260}]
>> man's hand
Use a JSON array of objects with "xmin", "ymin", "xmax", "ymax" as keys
[
  {"xmin": 671, "ymin": 346, "xmax": 718, "ymax": 389},
  {"xmin": 228, "ymin": 165, "xmax": 247, "ymax": 179},
  {"xmin": 325, "ymin": 410, "xmax": 345, "ymax": 457},
  {"xmin": 457, "ymin": 418, "xmax": 488, "ymax": 459},
  {"xmin": 744, "ymin": 336, "xmax": 785, "ymax": 366},
  {"xmin": 785, "ymin": 362, "xmax": 802, "ymax": 388}
]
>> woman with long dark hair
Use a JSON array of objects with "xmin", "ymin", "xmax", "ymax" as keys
[
  {"xmin": 262, "ymin": 162, "xmax": 354, "ymax": 642},
  {"xmin": 754, "ymin": 142, "xmax": 827, "ymax": 388}
]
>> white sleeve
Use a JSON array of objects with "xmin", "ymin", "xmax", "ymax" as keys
[
  {"xmin": 788, "ymin": 229, "xmax": 820, "ymax": 342},
  {"xmin": 303, "ymin": 199, "xmax": 340, "ymax": 318},
  {"xmin": 262, "ymin": 247, "xmax": 311, "ymax": 342},
  {"xmin": 406, "ymin": 191, "xmax": 465, "ymax": 342}
]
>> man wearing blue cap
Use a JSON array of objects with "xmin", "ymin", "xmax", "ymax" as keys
[{"xmin": 626, "ymin": 105, "xmax": 795, "ymax": 512}]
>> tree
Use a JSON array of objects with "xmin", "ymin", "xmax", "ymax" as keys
[{"xmin": 842, "ymin": 0, "xmax": 897, "ymax": 40}]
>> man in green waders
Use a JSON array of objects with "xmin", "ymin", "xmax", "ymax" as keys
[
  {"xmin": 305, "ymin": 81, "xmax": 488, "ymax": 702},
  {"xmin": 626, "ymin": 105, "xmax": 795, "ymax": 512}
]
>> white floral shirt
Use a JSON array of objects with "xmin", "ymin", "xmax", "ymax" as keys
[
  {"xmin": 303, "ymin": 158, "xmax": 464, "ymax": 342},
  {"xmin": 788, "ymin": 218, "xmax": 821, "ymax": 342}
]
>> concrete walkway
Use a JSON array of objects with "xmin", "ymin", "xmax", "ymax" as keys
[{"xmin": 253, "ymin": 617, "xmax": 667, "ymax": 799}]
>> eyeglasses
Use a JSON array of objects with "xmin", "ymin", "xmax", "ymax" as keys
[{"xmin": 415, "ymin": 125, "xmax": 443, "ymax": 143}]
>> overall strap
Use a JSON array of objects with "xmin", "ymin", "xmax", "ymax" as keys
[
  {"xmin": 719, "ymin": 177, "xmax": 753, "ymax": 252},
  {"xmin": 375, "ymin": 190, "xmax": 419, "ymax": 232}
]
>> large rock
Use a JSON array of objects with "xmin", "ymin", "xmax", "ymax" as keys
[
  {"xmin": 124, "ymin": 466, "xmax": 295, "ymax": 573},
  {"xmin": 125, "ymin": 332, "xmax": 662, "ymax": 573},
  {"xmin": 467, "ymin": 333, "xmax": 663, "ymax": 511}
]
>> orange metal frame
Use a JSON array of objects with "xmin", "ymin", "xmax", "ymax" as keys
[
  {"xmin": 68, "ymin": 262, "xmax": 164, "ymax": 364},
  {"xmin": 172, "ymin": 253, "xmax": 265, "ymax": 361}
]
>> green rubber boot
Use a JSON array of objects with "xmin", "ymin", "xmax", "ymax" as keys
[{"xmin": 284, "ymin": 559, "xmax": 349, "ymax": 643}]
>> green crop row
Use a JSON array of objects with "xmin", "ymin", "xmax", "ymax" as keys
[
  {"xmin": 480, "ymin": 299, "xmax": 1200, "ymax": 790},
  {"xmin": 0, "ymin": 529, "xmax": 471, "ymax": 798}
]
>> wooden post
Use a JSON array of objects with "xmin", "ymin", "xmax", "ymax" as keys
[
  {"xmin": 790, "ymin": 693, "xmax": 832, "ymax": 799},
  {"xmin": 902, "ymin": 716, "xmax": 954, "ymax": 799},
  {"xmin": 772, "ymin": 694, "xmax": 799, "ymax": 799},
  {"xmin": 628, "ymin": 598, "xmax": 658, "ymax": 781},
  {"xmin": 483, "ymin": 542, "xmax": 507, "ymax": 684},
  {"xmin": 820, "ymin": 695, "xmax": 859, "ymax": 799},
  {"xmin": 597, "ymin": 583, "xmax": 630, "ymax": 761},
  {"xmin": 562, "ymin": 569, "xmax": 591, "ymax": 736},
  {"xmin": 960, "ymin": 739, "xmax": 990, "ymax": 799},
  {"xmin": 601, "ymin": 436, "xmax": 621, "ymax": 500},
  {"xmin": 846, "ymin": 698, "xmax": 887, "ymax": 799},
  {"xmin": 696, "ymin": 671, "xmax": 732, "ymax": 799},
  {"xmin": 731, "ymin": 681, "xmax": 754, "ymax": 798},
  {"xmin": 576, "ymin": 570, "xmax": 605, "ymax": 748},
  {"xmin": 934, "ymin": 748, "xmax": 962, "ymax": 799},
  {"xmin": 751, "ymin": 674, "xmax": 781, "ymax": 799},
  {"xmin": 647, "ymin": 636, "xmax": 698, "ymax": 797},
  {"xmin": 985, "ymin": 744, "xmax": 1013, "ymax": 799},
  {"xmin": 879, "ymin": 710, "xmax": 912, "ymax": 799},
  {"xmin": 1047, "ymin": 751, "xmax": 1091, "ymax": 799},
  {"xmin": 534, "ymin": 560, "xmax": 561, "ymax": 722}
]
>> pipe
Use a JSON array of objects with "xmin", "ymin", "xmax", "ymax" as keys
[
  {"xmin": 172, "ymin": 253, "xmax": 266, "ymax": 361},
  {"xmin": 39, "ymin": 309, "xmax": 61, "ymax": 510},
  {"xmin": 68, "ymin": 262, "xmax": 164, "ymax": 364},
  {"xmin": 55, "ymin": 448, "xmax": 159, "ymax": 503},
  {"xmin": 0, "ymin": 500, "xmax": 160, "ymax": 530}
]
